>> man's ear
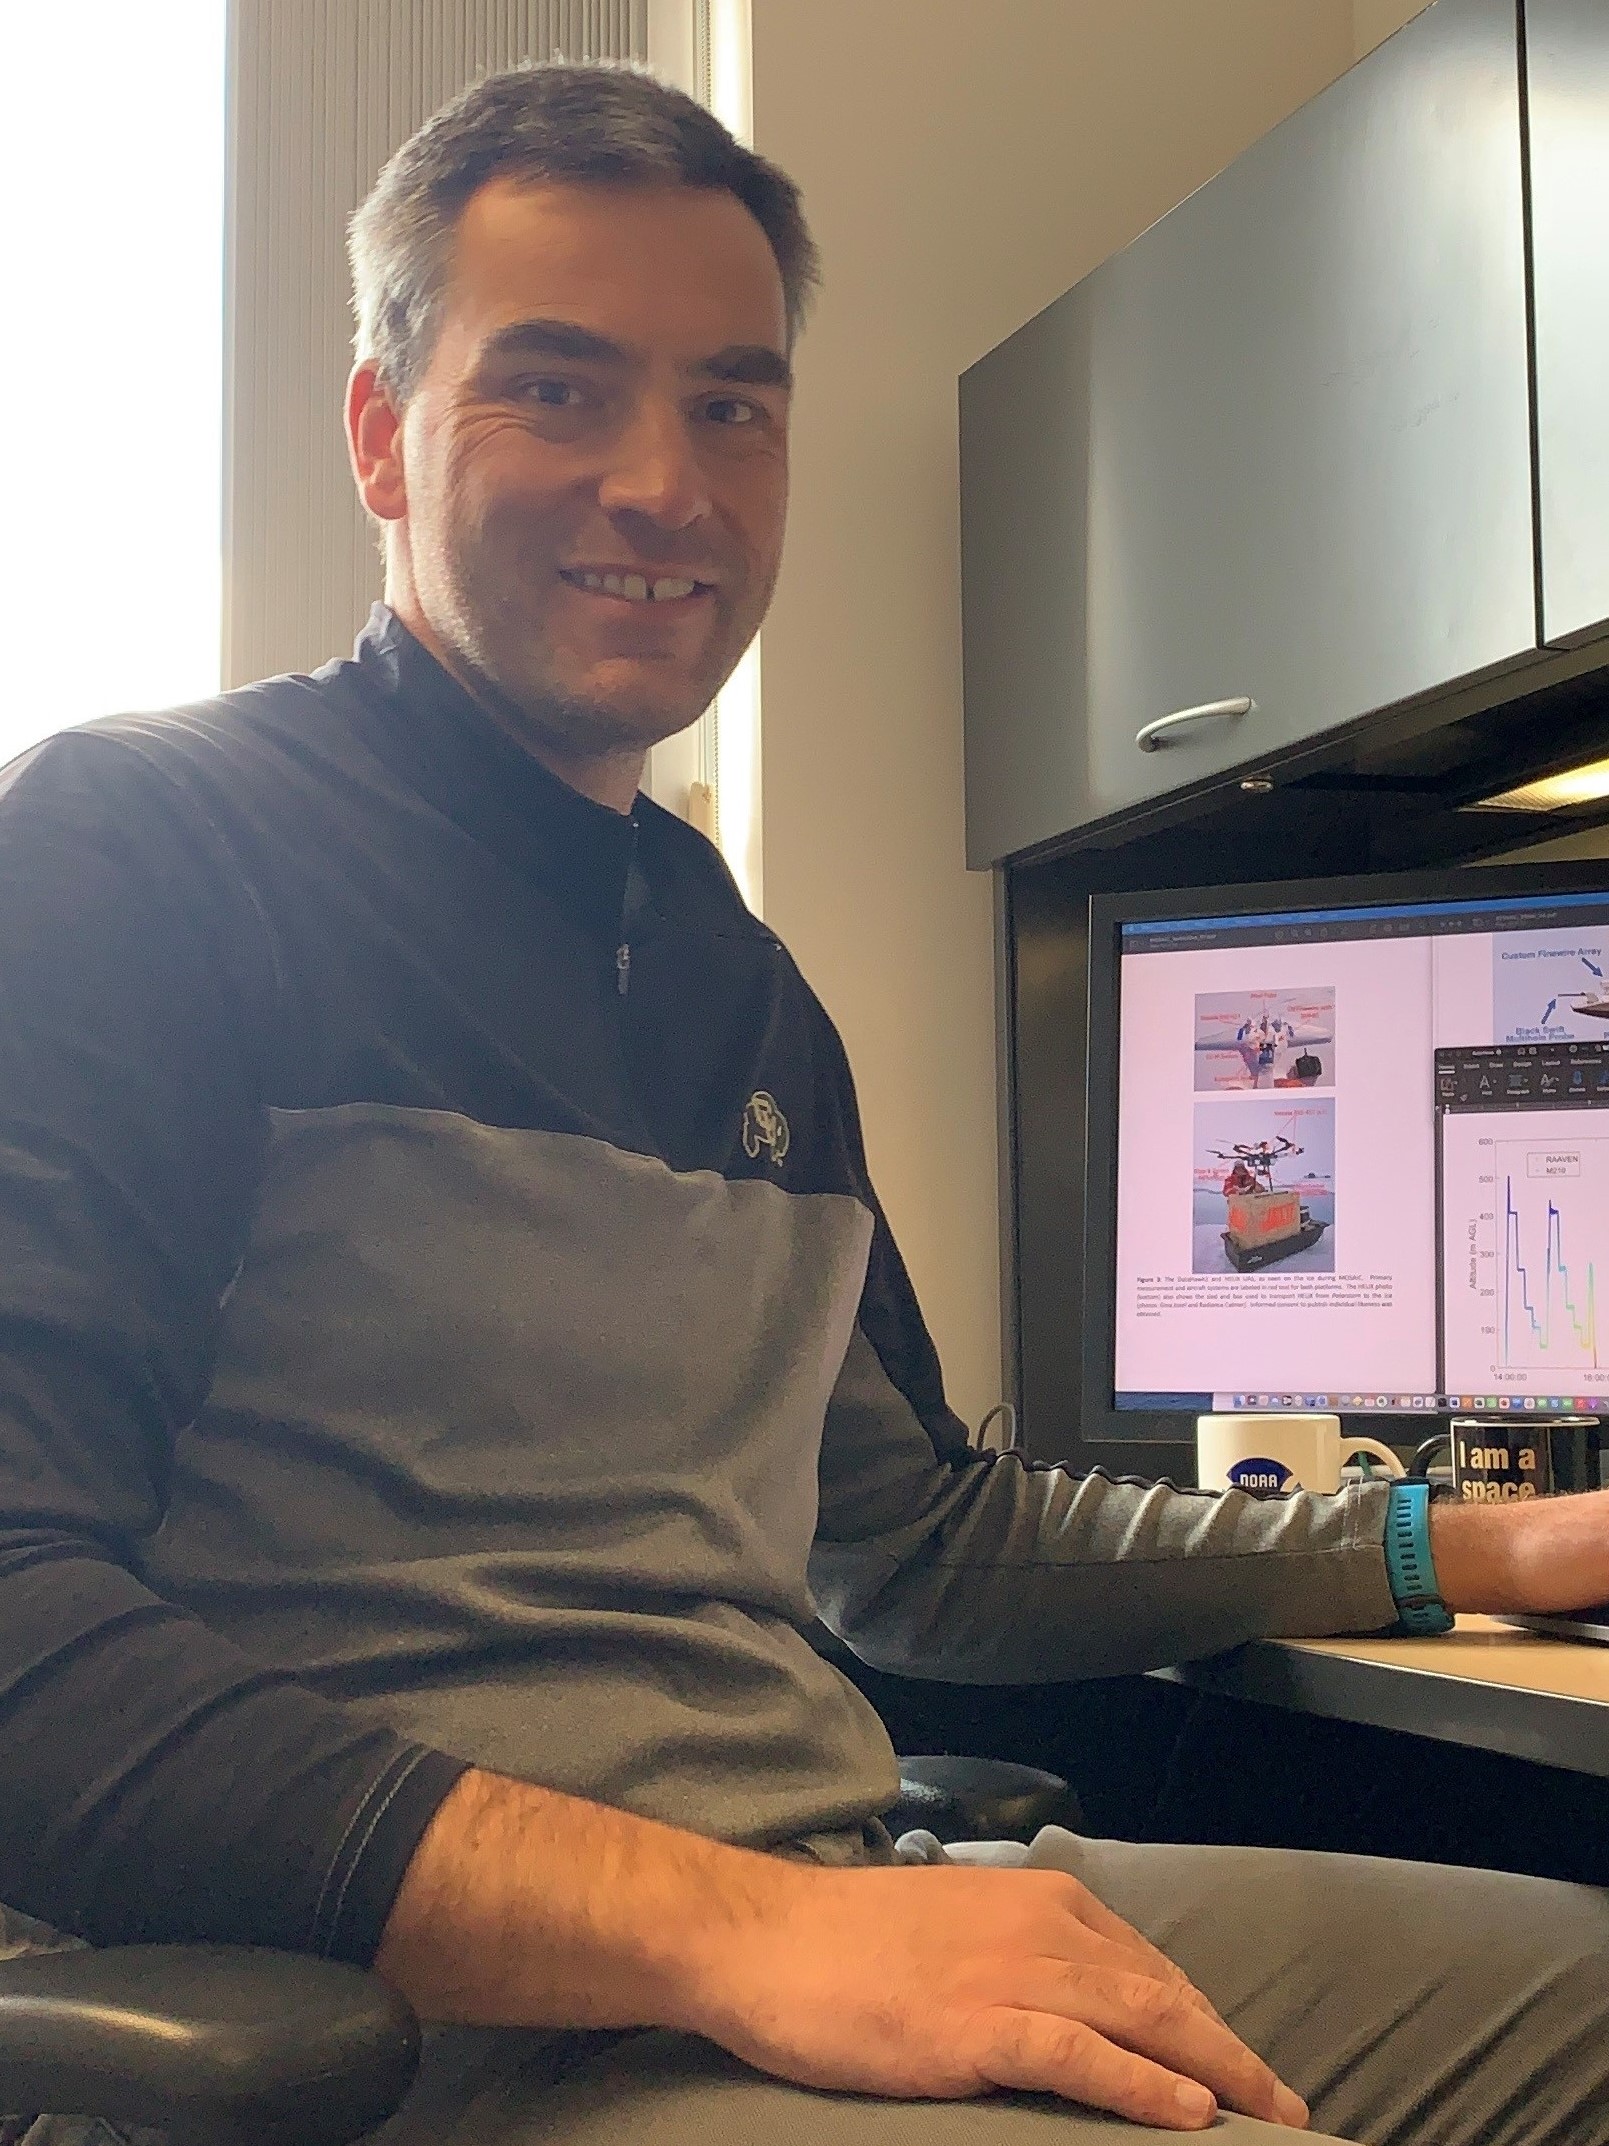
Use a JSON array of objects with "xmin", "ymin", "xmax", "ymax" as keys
[{"xmin": 346, "ymin": 360, "xmax": 407, "ymax": 522}]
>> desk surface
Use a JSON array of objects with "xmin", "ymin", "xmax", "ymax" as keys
[{"xmin": 1157, "ymin": 1616, "xmax": 1609, "ymax": 1778}]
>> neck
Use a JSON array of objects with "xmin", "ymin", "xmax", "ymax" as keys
[{"xmin": 389, "ymin": 595, "xmax": 646, "ymax": 816}]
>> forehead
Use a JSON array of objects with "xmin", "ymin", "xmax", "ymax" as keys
[{"xmin": 438, "ymin": 177, "xmax": 788, "ymax": 360}]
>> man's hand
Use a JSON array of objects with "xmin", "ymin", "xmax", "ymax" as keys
[
  {"xmin": 376, "ymin": 1770, "xmax": 1308, "ymax": 2133},
  {"xmin": 1431, "ymin": 1484, "xmax": 1609, "ymax": 1613},
  {"xmin": 682, "ymin": 1857, "xmax": 1309, "ymax": 2132}
]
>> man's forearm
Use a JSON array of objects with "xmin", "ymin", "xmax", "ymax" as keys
[
  {"xmin": 373, "ymin": 1767, "xmax": 1307, "ymax": 2131},
  {"xmin": 372, "ymin": 1766, "xmax": 780, "ymax": 2032},
  {"xmin": 1431, "ymin": 1484, "xmax": 1609, "ymax": 1614},
  {"xmin": 0, "ymin": 1528, "xmax": 456, "ymax": 1960}
]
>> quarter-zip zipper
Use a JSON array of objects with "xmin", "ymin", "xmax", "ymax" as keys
[{"xmin": 616, "ymin": 815, "xmax": 642, "ymax": 998}]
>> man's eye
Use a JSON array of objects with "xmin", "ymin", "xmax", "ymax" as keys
[
  {"xmin": 704, "ymin": 396, "xmax": 757, "ymax": 426},
  {"xmin": 518, "ymin": 378, "xmax": 583, "ymax": 408}
]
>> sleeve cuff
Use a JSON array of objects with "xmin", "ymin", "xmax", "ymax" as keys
[{"xmin": 313, "ymin": 1745, "xmax": 471, "ymax": 1966}]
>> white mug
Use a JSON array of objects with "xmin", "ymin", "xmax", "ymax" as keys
[{"xmin": 1195, "ymin": 1413, "xmax": 1405, "ymax": 1495}]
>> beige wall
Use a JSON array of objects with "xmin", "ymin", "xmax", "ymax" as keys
[
  {"xmin": 750, "ymin": 1, "xmax": 1361, "ymax": 1431},
  {"xmin": 1354, "ymin": 0, "xmax": 1430, "ymax": 59}
]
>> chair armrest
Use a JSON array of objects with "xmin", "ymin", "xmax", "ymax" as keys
[
  {"xmin": 891, "ymin": 1756, "xmax": 1082, "ymax": 1844},
  {"xmin": 0, "ymin": 1945, "xmax": 418, "ymax": 2146}
]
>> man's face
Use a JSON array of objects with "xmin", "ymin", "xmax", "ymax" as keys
[{"xmin": 377, "ymin": 178, "xmax": 791, "ymax": 760}]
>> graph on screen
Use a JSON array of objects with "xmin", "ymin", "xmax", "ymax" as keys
[
  {"xmin": 1441, "ymin": 1110, "xmax": 1609, "ymax": 1401},
  {"xmin": 1493, "ymin": 1141, "xmax": 1600, "ymax": 1369}
]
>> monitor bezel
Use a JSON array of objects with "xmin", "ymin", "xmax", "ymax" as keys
[{"xmin": 1079, "ymin": 855, "xmax": 1609, "ymax": 1462}]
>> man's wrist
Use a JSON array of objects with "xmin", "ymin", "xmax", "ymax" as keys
[
  {"xmin": 1383, "ymin": 1481, "xmax": 1454, "ymax": 1634},
  {"xmin": 374, "ymin": 1766, "xmax": 788, "ymax": 2035},
  {"xmin": 1425, "ymin": 1492, "xmax": 1579, "ymax": 1613},
  {"xmin": 1427, "ymin": 1496, "xmax": 1534, "ymax": 1613}
]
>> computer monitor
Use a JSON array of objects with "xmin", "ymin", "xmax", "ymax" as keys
[{"xmin": 1082, "ymin": 860, "xmax": 1609, "ymax": 1443}]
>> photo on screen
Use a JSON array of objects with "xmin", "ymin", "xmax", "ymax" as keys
[
  {"xmin": 1492, "ymin": 928, "xmax": 1609, "ymax": 1044},
  {"xmin": 1191, "ymin": 1095, "xmax": 1336, "ymax": 1276},
  {"xmin": 1193, "ymin": 986, "xmax": 1336, "ymax": 1093}
]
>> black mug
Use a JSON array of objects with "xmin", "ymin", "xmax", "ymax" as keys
[{"xmin": 1410, "ymin": 1418, "xmax": 1601, "ymax": 1502}]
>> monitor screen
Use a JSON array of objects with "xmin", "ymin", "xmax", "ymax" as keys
[{"xmin": 1091, "ymin": 866, "xmax": 1609, "ymax": 1426}]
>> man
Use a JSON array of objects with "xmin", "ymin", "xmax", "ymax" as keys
[{"xmin": 0, "ymin": 64, "xmax": 1605, "ymax": 2146}]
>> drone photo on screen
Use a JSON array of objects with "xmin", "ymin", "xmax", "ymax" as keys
[{"xmin": 1191, "ymin": 1097, "xmax": 1336, "ymax": 1276}]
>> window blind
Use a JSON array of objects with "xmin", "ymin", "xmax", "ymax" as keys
[{"xmin": 223, "ymin": 1, "xmax": 651, "ymax": 688}]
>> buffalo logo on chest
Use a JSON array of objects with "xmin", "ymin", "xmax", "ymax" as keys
[{"xmin": 741, "ymin": 1090, "xmax": 791, "ymax": 1165}]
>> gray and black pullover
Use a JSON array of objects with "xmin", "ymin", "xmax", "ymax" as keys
[{"xmin": 0, "ymin": 608, "xmax": 1397, "ymax": 1968}]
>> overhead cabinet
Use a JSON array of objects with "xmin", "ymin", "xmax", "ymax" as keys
[
  {"xmin": 1529, "ymin": 0, "xmax": 1609, "ymax": 650},
  {"xmin": 960, "ymin": 0, "xmax": 1538, "ymax": 867}
]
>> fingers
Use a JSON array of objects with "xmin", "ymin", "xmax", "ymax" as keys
[
  {"xmin": 964, "ymin": 1983, "xmax": 1309, "ymax": 2133},
  {"xmin": 1006, "ymin": 1875, "xmax": 1307, "ymax": 2127},
  {"xmin": 1027, "ymin": 1961, "xmax": 1309, "ymax": 2129},
  {"xmin": 1072, "ymin": 1894, "xmax": 1227, "ymax": 2024},
  {"xmin": 1021, "ymin": 1870, "xmax": 1227, "ymax": 2026},
  {"xmin": 968, "ymin": 2008, "xmax": 1223, "ymax": 2131}
]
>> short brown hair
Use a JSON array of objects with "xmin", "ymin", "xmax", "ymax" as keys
[{"xmin": 349, "ymin": 63, "xmax": 819, "ymax": 403}]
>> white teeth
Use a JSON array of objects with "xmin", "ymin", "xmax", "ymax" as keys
[{"xmin": 568, "ymin": 569, "xmax": 701, "ymax": 602}]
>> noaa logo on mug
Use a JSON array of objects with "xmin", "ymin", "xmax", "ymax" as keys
[{"xmin": 1226, "ymin": 1456, "xmax": 1296, "ymax": 1496}]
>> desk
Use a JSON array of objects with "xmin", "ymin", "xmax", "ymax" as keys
[{"xmin": 1157, "ymin": 1616, "xmax": 1609, "ymax": 1780}]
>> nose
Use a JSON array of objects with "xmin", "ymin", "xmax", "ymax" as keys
[{"xmin": 597, "ymin": 394, "xmax": 712, "ymax": 533}]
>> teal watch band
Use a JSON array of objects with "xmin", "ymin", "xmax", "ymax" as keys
[{"xmin": 1383, "ymin": 1479, "xmax": 1454, "ymax": 1635}]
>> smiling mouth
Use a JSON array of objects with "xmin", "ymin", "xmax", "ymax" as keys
[{"xmin": 558, "ymin": 567, "xmax": 713, "ymax": 604}]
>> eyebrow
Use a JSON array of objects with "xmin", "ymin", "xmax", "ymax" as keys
[
  {"xmin": 480, "ymin": 317, "xmax": 791, "ymax": 389},
  {"xmin": 700, "ymin": 344, "xmax": 793, "ymax": 390},
  {"xmin": 483, "ymin": 318, "xmax": 626, "ymax": 365}
]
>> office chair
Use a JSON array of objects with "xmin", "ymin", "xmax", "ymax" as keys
[
  {"xmin": 883, "ymin": 1754, "xmax": 1080, "ymax": 1844},
  {"xmin": 0, "ymin": 1757, "xmax": 1074, "ymax": 2139},
  {"xmin": 0, "ymin": 1945, "xmax": 419, "ymax": 2145}
]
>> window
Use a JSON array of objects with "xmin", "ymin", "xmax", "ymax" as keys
[
  {"xmin": 644, "ymin": 0, "xmax": 763, "ymax": 912},
  {"xmin": 223, "ymin": 1, "xmax": 652, "ymax": 689},
  {"xmin": 0, "ymin": 2, "xmax": 227, "ymax": 753}
]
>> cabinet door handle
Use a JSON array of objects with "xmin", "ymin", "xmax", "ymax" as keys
[{"xmin": 1135, "ymin": 696, "xmax": 1255, "ymax": 752}]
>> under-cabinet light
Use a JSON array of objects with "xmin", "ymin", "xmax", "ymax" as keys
[{"xmin": 1466, "ymin": 754, "xmax": 1609, "ymax": 813}]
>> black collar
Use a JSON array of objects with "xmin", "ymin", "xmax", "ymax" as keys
[{"xmin": 347, "ymin": 604, "xmax": 643, "ymax": 940}]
